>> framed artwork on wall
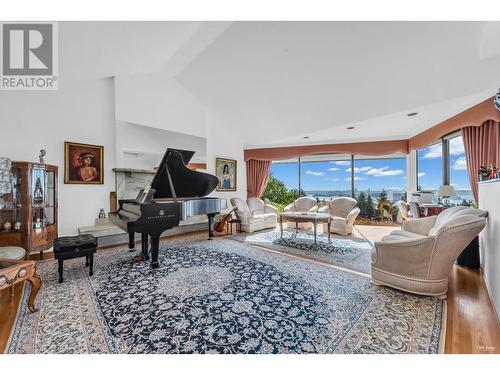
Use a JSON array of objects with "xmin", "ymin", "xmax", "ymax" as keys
[
  {"xmin": 64, "ymin": 141, "xmax": 104, "ymax": 184},
  {"xmin": 215, "ymin": 157, "xmax": 237, "ymax": 191}
]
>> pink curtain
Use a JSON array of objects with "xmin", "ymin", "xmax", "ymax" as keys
[
  {"xmin": 461, "ymin": 120, "xmax": 500, "ymax": 202},
  {"xmin": 246, "ymin": 159, "xmax": 272, "ymax": 198}
]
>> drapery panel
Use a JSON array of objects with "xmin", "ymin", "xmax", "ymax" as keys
[
  {"xmin": 246, "ymin": 159, "xmax": 272, "ymax": 198},
  {"xmin": 461, "ymin": 120, "xmax": 500, "ymax": 202}
]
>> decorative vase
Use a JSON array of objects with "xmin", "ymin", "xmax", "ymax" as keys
[
  {"xmin": 14, "ymin": 221, "xmax": 21, "ymax": 230},
  {"xmin": 3, "ymin": 221, "xmax": 12, "ymax": 231}
]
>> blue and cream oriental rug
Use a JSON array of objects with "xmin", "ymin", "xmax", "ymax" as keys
[
  {"xmin": 7, "ymin": 235, "xmax": 445, "ymax": 354},
  {"xmin": 232, "ymin": 229, "xmax": 374, "ymax": 274}
]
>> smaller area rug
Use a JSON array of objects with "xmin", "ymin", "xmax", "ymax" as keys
[
  {"xmin": 7, "ymin": 236, "xmax": 444, "ymax": 354},
  {"xmin": 232, "ymin": 229, "xmax": 373, "ymax": 274}
]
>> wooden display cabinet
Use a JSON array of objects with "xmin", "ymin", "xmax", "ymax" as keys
[{"xmin": 0, "ymin": 162, "xmax": 58, "ymax": 256}]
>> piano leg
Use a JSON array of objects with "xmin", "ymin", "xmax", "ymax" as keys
[
  {"xmin": 207, "ymin": 212, "xmax": 216, "ymax": 240},
  {"xmin": 141, "ymin": 233, "xmax": 150, "ymax": 260},
  {"xmin": 128, "ymin": 232, "xmax": 135, "ymax": 251},
  {"xmin": 150, "ymin": 236, "xmax": 160, "ymax": 269}
]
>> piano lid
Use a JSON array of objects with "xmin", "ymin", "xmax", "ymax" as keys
[{"xmin": 150, "ymin": 148, "xmax": 219, "ymax": 199}]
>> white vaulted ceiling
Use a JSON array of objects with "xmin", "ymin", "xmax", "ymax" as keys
[
  {"xmin": 59, "ymin": 21, "xmax": 500, "ymax": 148},
  {"xmin": 175, "ymin": 22, "xmax": 500, "ymax": 147}
]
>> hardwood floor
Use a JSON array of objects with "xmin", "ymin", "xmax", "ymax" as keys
[{"xmin": 1, "ymin": 226, "xmax": 499, "ymax": 354}]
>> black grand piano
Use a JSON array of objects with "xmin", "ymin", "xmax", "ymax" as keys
[{"xmin": 109, "ymin": 148, "xmax": 227, "ymax": 269}]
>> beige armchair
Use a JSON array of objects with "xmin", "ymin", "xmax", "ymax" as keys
[
  {"xmin": 283, "ymin": 196, "xmax": 318, "ymax": 230},
  {"xmin": 396, "ymin": 200, "xmax": 410, "ymax": 221},
  {"xmin": 318, "ymin": 197, "xmax": 360, "ymax": 235},
  {"xmin": 230, "ymin": 197, "xmax": 278, "ymax": 233},
  {"xmin": 371, "ymin": 206, "xmax": 487, "ymax": 298}
]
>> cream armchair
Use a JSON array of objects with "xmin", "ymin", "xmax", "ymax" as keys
[
  {"xmin": 318, "ymin": 197, "xmax": 360, "ymax": 235},
  {"xmin": 283, "ymin": 196, "xmax": 318, "ymax": 230},
  {"xmin": 230, "ymin": 197, "xmax": 278, "ymax": 233},
  {"xmin": 371, "ymin": 206, "xmax": 487, "ymax": 298}
]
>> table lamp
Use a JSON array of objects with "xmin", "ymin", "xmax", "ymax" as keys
[{"xmin": 437, "ymin": 184, "xmax": 456, "ymax": 206}]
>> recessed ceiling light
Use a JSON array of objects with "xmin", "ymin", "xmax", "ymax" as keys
[
  {"xmin": 303, "ymin": 136, "xmax": 310, "ymax": 139},
  {"xmin": 346, "ymin": 126, "xmax": 355, "ymax": 130},
  {"xmin": 407, "ymin": 112, "xmax": 418, "ymax": 117}
]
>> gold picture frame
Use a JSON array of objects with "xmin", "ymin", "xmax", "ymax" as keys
[
  {"xmin": 64, "ymin": 141, "xmax": 104, "ymax": 184},
  {"xmin": 215, "ymin": 157, "xmax": 237, "ymax": 191}
]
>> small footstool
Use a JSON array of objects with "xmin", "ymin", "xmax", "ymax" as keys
[{"xmin": 53, "ymin": 234, "xmax": 97, "ymax": 283}]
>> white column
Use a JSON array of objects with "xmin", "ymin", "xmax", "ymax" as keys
[{"xmin": 406, "ymin": 150, "xmax": 417, "ymax": 201}]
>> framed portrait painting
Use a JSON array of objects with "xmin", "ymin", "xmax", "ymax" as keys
[
  {"xmin": 64, "ymin": 142, "xmax": 104, "ymax": 184},
  {"xmin": 215, "ymin": 157, "xmax": 237, "ymax": 191}
]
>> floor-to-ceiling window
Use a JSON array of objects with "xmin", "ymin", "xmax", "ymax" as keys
[
  {"xmin": 417, "ymin": 141, "xmax": 443, "ymax": 193},
  {"xmin": 447, "ymin": 134, "xmax": 473, "ymax": 205},
  {"xmin": 262, "ymin": 158, "xmax": 300, "ymax": 207},
  {"xmin": 353, "ymin": 155, "xmax": 407, "ymax": 223},
  {"xmin": 416, "ymin": 132, "xmax": 473, "ymax": 205},
  {"xmin": 300, "ymin": 155, "xmax": 352, "ymax": 200},
  {"xmin": 264, "ymin": 154, "xmax": 406, "ymax": 223}
]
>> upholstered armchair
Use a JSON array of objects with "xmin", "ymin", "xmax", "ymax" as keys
[
  {"xmin": 371, "ymin": 206, "xmax": 487, "ymax": 298},
  {"xmin": 283, "ymin": 196, "xmax": 318, "ymax": 230},
  {"xmin": 396, "ymin": 200, "xmax": 410, "ymax": 221},
  {"xmin": 230, "ymin": 197, "xmax": 278, "ymax": 233},
  {"xmin": 318, "ymin": 197, "xmax": 360, "ymax": 235}
]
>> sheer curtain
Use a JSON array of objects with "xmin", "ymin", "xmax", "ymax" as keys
[
  {"xmin": 246, "ymin": 159, "xmax": 271, "ymax": 198},
  {"xmin": 461, "ymin": 120, "xmax": 500, "ymax": 202}
]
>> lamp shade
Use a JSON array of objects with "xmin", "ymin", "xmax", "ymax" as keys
[
  {"xmin": 437, "ymin": 184, "xmax": 456, "ymax": 198},
  {"xmin": 0, "ymin": 157, "xmax": 12, "ymax": 194}
]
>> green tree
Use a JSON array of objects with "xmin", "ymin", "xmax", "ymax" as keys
[
  {"xmin": 261, "ymin": 174, "xmax": 297, "ymax": 206},
  {"xmin": 366, "ymin": 194, "xmax": 375, "ymax": 219},
  {"xmin": 357, "ymin": 192, "xmax": 367, "ymax": 217}
]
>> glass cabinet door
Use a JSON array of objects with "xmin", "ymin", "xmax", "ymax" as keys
[
  {"xmin": 0, "ymin": 166, "xmax": 21, "ymax": 232},
  {"xmin": 31, "ymin": 168, "xmax": 55, "ymax": 228}
]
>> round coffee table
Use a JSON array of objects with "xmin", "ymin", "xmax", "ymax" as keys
[{"xmin": 279, "ymin": 212, "xmax": 331, "ymax": 244}]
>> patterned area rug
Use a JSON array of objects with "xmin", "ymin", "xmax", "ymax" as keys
[
  {"xmin": 232, "ymin": 229, "xmax": 374, "ymax": 274},
  {"xmin": 7, "ymin": 236, "xmax": 445, "ymax": 354}
]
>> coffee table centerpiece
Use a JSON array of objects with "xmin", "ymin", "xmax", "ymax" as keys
[{"xmin": 279, "ymin": 211, "xmax": 331, "ymax": 244}]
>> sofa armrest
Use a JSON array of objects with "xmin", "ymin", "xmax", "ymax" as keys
[
  {"xmin": 234, "ymin": 209, "xmax": 249, "ymax": 223},
  {"xmin": 264, "ymin": 203, "xmax": 278, "ymax": 214},
  {"xmin": 346, "ymin": 207, "xmax": 360, "ymax": 225},
  {"xmin": 283, "ymin": 203, "xmax": 295, "ymax": 212},
  {"xmin": 372, "ymin": 236, "xmax": 436, "ymax": 277},
  {"xmin": 317, "ymin": 206, "xmax": 330, "ymax": 214},
  {"xmin": 401, "ymin": 216, "xmax": 437, "ymax": 236}
]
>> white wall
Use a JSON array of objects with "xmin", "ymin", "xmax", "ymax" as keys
[
  {"xmin": 115, "ymin": 120, "xmax": 206, "ymax": 170},
  {"xmin": 114, "ymin": 73, "xmax": 247, "ymax": 205},
  {"xmin": 479, "ymin": 180, "xmax": 500, "ymax": 319},
  {"xmin": 0, "ymin": 78, "xmax": 116, "ymax": 236},
  {"xmin": 115, "ymin": 73, "xmax": 207, "ymax": 138},
  {"xmin": 205, "ymin": 111, "xmax": 246, "ymax": 203}
]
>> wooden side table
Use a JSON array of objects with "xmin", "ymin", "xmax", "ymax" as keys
[
  {"xmin": 0, "ymin": 259, "xmax": 41, "ymax": 312},
  {"xmin": 227, "ymin": 219, "xmax": 242, "ymax": 235}
]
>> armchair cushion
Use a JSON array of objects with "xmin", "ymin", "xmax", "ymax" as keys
[
  {"xmin": 401, "ymin": 216, "xmax": 437, "ymax": 236},
  {"xmin": 286, "ymin": 196, "xmax": 317, "ymax": 212}
]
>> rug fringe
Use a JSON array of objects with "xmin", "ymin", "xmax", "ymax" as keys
[{"xmin": 438, "ymin": 300, "xmax": 448, "ymax": 354}]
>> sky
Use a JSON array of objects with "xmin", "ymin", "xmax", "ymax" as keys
[
  {"xmin": 417, "ymin": 136, "xmax": 471, "ymax": 192},
  {"xmin": 270, "ymin": 135, "xmax": 472, "ymax": 193}
]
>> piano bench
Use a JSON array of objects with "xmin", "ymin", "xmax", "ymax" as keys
[{"xmin": 53, "ymin": 234, "xmax": 97, "ymax": 283}]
